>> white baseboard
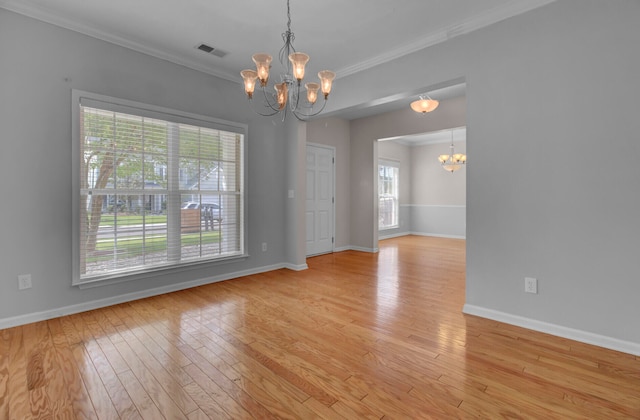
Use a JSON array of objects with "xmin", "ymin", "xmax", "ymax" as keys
[
  {"xmin": 0, "ymin": 263, "xmax": 288, "ymax": 330},
  {"xmin": 333, "ymin": 246, "xmax": 351, "ymax": 252},
  {"xmin": 378, "ymin": 231, "xmax": 411, "ymax": 240},
  {"xmin": 331, "ymin": 245, "xmax": 379, "ymax": 253},
  {"xmin": 463, "ymin": 304, "xmax": 640, "ymax": 357},
  {"xmin": 410, "ymin": 231, "xmax": 466, "ymax": 240},
  {"xmin": 283, "ymin": 263, "xmax": 309, "ymax": 271},
  {"xmin": 348, "ymin": 246, "xmax": 379, "ymax": 253}
]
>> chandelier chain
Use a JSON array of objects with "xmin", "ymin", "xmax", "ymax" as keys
[{"xmin": 280, "ymin": 0, "xmax": 295, "ymax": 69}]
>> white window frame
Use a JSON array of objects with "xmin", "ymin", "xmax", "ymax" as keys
[
  {"xmin": 71, "ymin": 90, "xmax": 248, "ymax": 287},
  {"xmin": 378, "ymin": 159, "xmax": 400, "ymax": 230}
]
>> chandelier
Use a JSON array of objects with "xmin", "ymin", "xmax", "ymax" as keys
[
  {"xmin": 438, "ymin": 130, "xmax": 467, "ymax": 172},
  {"xmin": 410, "ymin": 95, "xmax": 439, "ymax": 114},
  {"xmin": 240, "ymin": 0, "xmax": 336, "ymax": 121}
]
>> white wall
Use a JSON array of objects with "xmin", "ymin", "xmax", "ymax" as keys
[
  {"xmin": 0, "ymin": 9, "xmax": 299, "ymax": 325},
  {"xmin": 410, "ymin": 139, "xmax": 466, "ymax": 238},
  {"xmin": 324, "ymin": 1, "xmax": 640, "ymax": 352}
]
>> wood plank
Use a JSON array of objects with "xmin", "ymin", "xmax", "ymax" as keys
[
  {"xmin": 111, "ymin": 331, "xmax": 196, "ymax": 418},
  {"xmin": 47, "ymin": 318, "xmax": 98, "ymax": 419},
  {"xmin": 7, "ymin": 326, "xmax": 32, "ymax": 419},
  {"xmin": 0, "ymin": 329, "xmax": 10, "ymax": 419},
  {"xmin": 1, "ymin": 236, "xmax": 639, "ymax": 418}
]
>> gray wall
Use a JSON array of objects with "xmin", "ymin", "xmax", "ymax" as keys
[
  {"xmin": 0, "ymin": 9, "xmax": 297, "ymax": 324},
  {"xmin": 348, "ymin": 98, "xmax": 467, "ymax": 250},
  {"xmin": 3, "ymin": 1, "xmax": 640, "ymax": 353},
  {"xmin": 321, "ymin": 1, "xmax": 640, "ymax": 351}
]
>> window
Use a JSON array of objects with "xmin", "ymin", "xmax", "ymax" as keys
[
  {"xmin": 72, "ymin": 91, "xmax": 246, "ymax": 285},
  {"xmin": 378, "ymin": 160, "xmax": 399, "ymax": 230}
]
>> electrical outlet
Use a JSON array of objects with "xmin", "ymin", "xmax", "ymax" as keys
[
  {"xmin": 18, "ymin": 274, "xmax": 32, "ymax": 290},
  {"xmin": 524, "ymin": 277, "xmax": 537, "ymax": 294},
  {"xmin": 262, "ymin": 242, "xmax": 267, "ymax": 252}
]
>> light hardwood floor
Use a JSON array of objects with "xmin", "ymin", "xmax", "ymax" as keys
[{"xmin": 1, "ymin": 236, "xmax": 639, "ymax": 419}]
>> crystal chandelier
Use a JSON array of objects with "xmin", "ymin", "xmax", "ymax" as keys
[
  {"xmin": 240, "ymin": 0, "xmax": 336, "ymax": 121},
  {"xmin": 438, "ymin": 129, "xmax": 467, "ymax": 172}
]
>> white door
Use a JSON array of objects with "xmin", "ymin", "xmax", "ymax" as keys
[{"xmin": 306, "ymin": 144, "xmax": 334, "ymax": 256}]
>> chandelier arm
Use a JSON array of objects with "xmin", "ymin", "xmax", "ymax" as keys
[
  {"xmin": 247, "ymin": 100, "xmax": 281, "ymax": 117},
  {"xmin": 259, "ymin": 85, "xmax": 285, "ymax": 113},
  {"xmin": 291, "ymin": 98, "xmax": 329, "ymax": 121},
  {"xmin": 246, "ymin": 90, "xmax": 281, "ymax": 117}
]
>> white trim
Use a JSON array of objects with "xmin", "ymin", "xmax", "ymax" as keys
[
  {"xmin": 463, "ymin": 304, "xmax": 640, "ymax": 357},
  {"xmin": 0, "ymin": 263, "xmax": 288, "ymax": 330},
  {"xmin": 332, "ymin": 245, "xmax": 380, "ymax": 253},
  {"xmin": 337, "ymin": 0, "xmax": 558, "ymax": 78},
  {"xmin": 349, "ymin": 246, "xmax": 379, "ymax": 253},
  {"xmin": 283, "ymin": 263, "xmax": 309, "ymax": 271},
  {"xmin": 403, "ymin": 204, "xmax": 466, "ymax": 209},
  {"xmin": 378, "ymin": 231, "xmax": 411, "ymax": 240},
  {"xmin": 410, "ymin": 231, "xmax": 466, "ymax": 240},
  {"xmin": 333, "ymin": 246, "xmax": 352, "ymax": 253},
  {"xmin": 0, "ymin": 1, "xmax": 239, "ymax": 82},
  {"xmin": 0, "ymin": 1, "xmax": 556, "ymax": 82}
]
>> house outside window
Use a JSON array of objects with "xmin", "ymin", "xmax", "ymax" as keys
[
  {"xmin": 72, "ymin": 91, "xmax": 246, "ymax": 285},
  {"xmin": 378, "ymin": 160, "xmax": 399, "ymax": 230}
]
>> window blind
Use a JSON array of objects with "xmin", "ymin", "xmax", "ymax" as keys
[{"xmin": 73, "ymin": 91, "xmax": 246, "ymax": 284}]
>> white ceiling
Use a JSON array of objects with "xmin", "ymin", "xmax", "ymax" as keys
[
  {"xmin": 1, "ymin": 0, "xmax": 553, "ymax": 133},
  {"xmin": 1, "ymin": 0, "xmax": 554, "ymax": 83}
]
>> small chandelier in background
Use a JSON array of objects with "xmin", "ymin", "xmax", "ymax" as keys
[
  {"xmin": 240, "ymin": 0, "xmax": 336, "ymax": 121},
  {"xmin": 410, "ymin": 95, "xmax": 439, "ymax": 114},
  {"xmin": 439, "ymin": 129, "xmax": 467, "ymax": 172}
]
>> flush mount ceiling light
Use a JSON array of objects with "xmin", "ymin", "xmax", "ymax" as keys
[
  {"xmin": 240, "ymin": 0, "xmax": 336, "ymax": 121},
  {"xmin": 438, "ymin": 129, "xmax": 467, "ymax": 172},
  {"xmin": 410, "ymin": 95, "xmax": 439, "ymax": 114}
]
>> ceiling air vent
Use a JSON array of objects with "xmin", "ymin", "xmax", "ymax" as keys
[{"xmin": 196, "ymin": 43, "xmax": 227, "ymax": 58}]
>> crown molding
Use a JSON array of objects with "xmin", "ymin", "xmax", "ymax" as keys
[
  {"xmin": 336, "ymin": 0, "xmax": 558, "ymax": 78},
  {"xmin": 0, "ymin": 0, "xmax": 240, "ymax": 83},
  {"xmin": 1, "ymin": 0, "xmax": 556, "ymax": 83}
]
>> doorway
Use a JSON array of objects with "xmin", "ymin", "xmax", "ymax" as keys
[{"xmin": 377, "ymin": 127, "xmax": 467, "ymax": 240}]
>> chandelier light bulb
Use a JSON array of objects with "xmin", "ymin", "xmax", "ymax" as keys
[
  {"xmin": 318, "ymin": 70, "xmax": 336, "ymax": 98},
  {"xmin": 252, "ymin": 53, "xmax": 272, "ymax": 86},
  {"xmin": 305, "ymin": 82, "xmax": 320, "ymax": 104},
  {"xmin": 240, "ymin": 70, "xmax": 258, "ymax": 98},
  {"xmin": 274, "ymin": 82, "xmax": 288, "ymax": 110},
  {"xmin": 289, "ymin": 52, "xmax": 310, "ymax": 81}
]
